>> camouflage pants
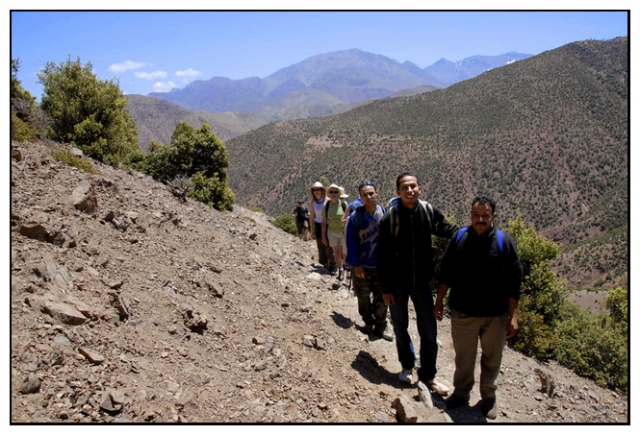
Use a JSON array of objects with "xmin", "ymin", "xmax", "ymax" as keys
[{"xmin": 353, "ymin": 268, "xmax": 388, "ymax": 328}]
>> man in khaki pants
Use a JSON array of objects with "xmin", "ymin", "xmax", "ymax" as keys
[{"xmin": 434, "ymin": 195, "xmax": 523, "ymax": 420}]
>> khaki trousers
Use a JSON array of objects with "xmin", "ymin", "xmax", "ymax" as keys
[{"xmin": 450, "ymin": 310, "xmax": 508, "ymax": 401}]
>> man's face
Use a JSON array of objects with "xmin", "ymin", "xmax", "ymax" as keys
[
  {"xmin": 396, "ymin": 175, "xmax": 421, "ymax": 208},
  {"xmin": 359, "ymin": 185, "xmax": 378, "ymax": 207},
  {"xmin": 470, "ymin": 202, "xmax": 496, "ymax": 236}
]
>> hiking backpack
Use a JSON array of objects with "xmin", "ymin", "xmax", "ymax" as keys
[
  {"xmin": 388, "ymin": 199, "xmax": 434, "ymax": 237},
  {"xmin": 454, "ymin": 226, "xmax": 505, "ymax": 253},
  {"xmin": 324, "ymin": 199, "xmax": 349, "ymax": 219}
]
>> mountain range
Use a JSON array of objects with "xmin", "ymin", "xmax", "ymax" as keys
[
  {"xmin": 223, "ymin": 37, "xmax": 628, "ymax": 291},
  {"xmin": 147, "ymin": 49, "xmax": 531, "ymax": 123}
]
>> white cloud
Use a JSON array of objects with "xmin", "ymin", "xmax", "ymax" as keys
[
  {"xmin": 175, "ymin": 68, "xmax": 201, "ymax": 78},
  {"xmin": 108, "ymin": 60, "xmax": 146, "ymax": 73},
  {"xmin": 135, "ymin": 70, "xmax": 168, "ymax": 80},
  {"xmin": 152, "ymin": 81, "xmax": 178, "ymax": 93}
]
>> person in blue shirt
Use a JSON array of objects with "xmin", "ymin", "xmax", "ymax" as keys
[{"xmin": 345, "ymin": 182, "xmax": 393, "ymax": 341}]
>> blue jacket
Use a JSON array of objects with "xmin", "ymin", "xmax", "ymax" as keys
[{"xmin": 345, "ymin": 205, "xmax": 385, "ymax": 268}]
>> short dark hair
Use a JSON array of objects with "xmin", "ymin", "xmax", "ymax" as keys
[
  {"xmin": 472, "ymin": 195, "xmax": 496, "ymax": 214},
  {"xmin": 396, "ymin": 171, "xmax": 419, "ymax": 190},
  {"xmin": 358, "ymin": 181, "xmax": 377, "ymax": 195}
]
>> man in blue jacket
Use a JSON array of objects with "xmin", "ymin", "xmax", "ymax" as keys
[
  {"xmin": 345, "ymin": 182, "xmax": 393, "ymax": 341},
  {"xmin": 434, "ymin": 195, "xmax": 523, "ymax": 420},
  {"xmin": 377, "ymin": 172, "xmax": 457, "ymax": 394}
]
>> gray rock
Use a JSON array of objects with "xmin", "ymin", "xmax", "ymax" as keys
[
  {"xmin": 392, "ymin": 395, "xmax": 418, "ymax": 423},
  {"xmin": 20, "ymin": 373, "xmax": 41, "ymax": 394},
  {"xmin": 71, "ymin": 181, "xmax": 98, "ymax": 214}
]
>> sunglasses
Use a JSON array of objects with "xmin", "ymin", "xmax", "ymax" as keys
[
  {"xmin": 312, "ymin": 188, "xmax": 322, "ymax": 192},
  {"xmin": 328, "ymin": 190, "xmax": 339, "ymax": 194}
]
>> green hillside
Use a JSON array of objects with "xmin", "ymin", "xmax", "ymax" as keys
[{"xmin": 226, "ymin": 37, "xmax": 628, "ymax": 290}]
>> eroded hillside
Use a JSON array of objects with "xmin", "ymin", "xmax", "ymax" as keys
[{"xmin": 10, "ymin": 140, "xmax": 627, "ymax": 423}]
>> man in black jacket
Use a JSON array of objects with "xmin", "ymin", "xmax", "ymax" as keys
[
  {"xmin": 376, "ymin": 172, "xmax": 458, "ymax": 394},
  {"xmin": 434, "ymin": 195, "xmax": 523, "ymax": 420}
]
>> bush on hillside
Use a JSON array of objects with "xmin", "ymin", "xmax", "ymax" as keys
[
  {"xmin": 140, "ymin": 121, "xmax": 235, "ymax": 212},
  {"xmin": 272, "ymin": 214, "xmax": 297, "ymax": 236},
  {"xmin": 51, "ymin": 149, "xmax": 97, "ymax": 174},
  {"xmin": 505, "ymin": 215, "xmax": 628, "ymax": 391},
  {"xmin": 37, "ymin": 57, "xmax": 142, "ymax": 166},
  {"xmin": 11, "ymin": 59, "xmax": 46, "ymax": 141}
]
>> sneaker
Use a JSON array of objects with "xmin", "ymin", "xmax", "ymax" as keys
[
  {"xmin": 425, "ymin": 379, "xmax": 450, "ymax": 396},
  {"xmin": 481, "ymin": 398, "xmax": 498, "ymax": 420},
  {"xmin": 444, "ymin": 394, "xmax": 468, "ymax": 409},
  {"xmin": 372, "ymin": 325, "xmax": 394, "ymax": 342},
  {"xmin": 398, "ymin": 369, "xmax": 413, "ymax": 384}
]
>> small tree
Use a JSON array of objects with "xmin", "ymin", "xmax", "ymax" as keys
[
  {"xmin": 507, "ymin": 214, "xmax": 566, "ymax": 359},
  {"xmin": 142, "ymin": 121, "xmax": 235, "ymax": 212},
  {"xmin": 11, "ymin": 59, "xmax": 38, "ymax": 141},
  {"xmin": 272, "ymin": 214, "xmax": 297, "ymax": 236},
  {"xmin": 38, "ymin": 56, "xmax": 142, "ymax": 166}
]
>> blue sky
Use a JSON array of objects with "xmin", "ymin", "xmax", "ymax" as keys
[{"xmin": 10, "ymin": 9, "xmax": 628, "ymax": 100}]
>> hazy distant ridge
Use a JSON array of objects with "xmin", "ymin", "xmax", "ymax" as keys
[{"xmin": 149, "ymin": 49, "xmax": 532, "ymax": 122}]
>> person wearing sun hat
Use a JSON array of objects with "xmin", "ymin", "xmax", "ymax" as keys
[
  {"xmin": 322, "ymin": 184, "xmax": 351, "ymax": 281},
  {"xmin": 308, "ymin": 182, "xmax": 336, "ymax": 273}
]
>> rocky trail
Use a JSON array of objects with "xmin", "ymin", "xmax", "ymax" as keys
[{"xmin": 9, "ymin": 140, "xmax": 628, "ymax": 424}]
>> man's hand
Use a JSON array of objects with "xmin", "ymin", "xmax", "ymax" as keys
[
  {"xmin": 506, "ymin": 315, "xmax": 518, "ymax": 338},
  {"xmin": 383, "ymin": 293, "xmax": 395, "ymax": 306},
  {"xmin": 354, "ymin": 266, "xmax": 365, "ymax": 280},
  {"xmin": 433, "ymin": 300, "xmax": 444, "ymax": 322}
]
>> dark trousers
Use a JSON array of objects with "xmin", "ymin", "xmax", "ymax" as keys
[
  {"xmin": 389, "ymin": 286, "xmax": 438, "ymax": 383},
  {"xmin": 314, "ymin": 222, "xmax": 335, "ymax": 267},
  {"xmin": 353, "ymin": 268, "xmax": 388, "ymax": 328}
]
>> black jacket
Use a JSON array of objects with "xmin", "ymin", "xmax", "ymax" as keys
[
  {"xmin": 439, "ymin": 225, "xmax": 523, "ymax": 317},
  {"xmin": 376, "ymin": 201, "xmax": 457, "ymax": 294}
]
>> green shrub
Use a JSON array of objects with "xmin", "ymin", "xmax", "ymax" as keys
[
  {"xmin": 555, "ymin": 301, "xmax": 628, "ymax": 391},
  {"xmin": 187, "ymin": 172, "xmax": 235, "ymax": 212},
  {"xmin": 272, "ymin": 214, "xmax": 297, "ymax": 235},
  {"xmin": 141, "ymin": 121, "xmax": 235, "ymax": 212},
  {"xmin": 11, "ymin": 110, "xmax": 37, "ymax": 142},
  {"xmin": 37, "ymin": 56, "xmax": 141, "ymax": 166},
  {"xmin": 51, "ymin": 149, "xmax": 97, "ymax": 174}
]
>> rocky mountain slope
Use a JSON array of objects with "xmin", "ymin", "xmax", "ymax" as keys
[{"xmin": 10, "ymin": 140, "xmax": 628, "ymax": 423}]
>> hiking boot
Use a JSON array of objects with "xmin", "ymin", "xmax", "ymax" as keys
[
  {"xmin": 372, "ymin": 324, "xmax": 394, "ymax": 342},
  {"xmin": 398, "ymin": 369, "xmax": 413, "ymax": 384},
  {"xmin": 425, "ymin": 378, "xmax": 450, "ymax": 396},
  {"xmin": 362, "ymin": 323, "xmax": 374, "ymax": 334},
  {"xmin": 481, "ymin": 398, "xmax": 498, "ymax": 420},
  {"xmin": 444, "ymin": 394, "xmax": 468, "ymax": 409},
  {"xmin": 337, "ymin": 269, "xmax": 344, "ymax": 281}
]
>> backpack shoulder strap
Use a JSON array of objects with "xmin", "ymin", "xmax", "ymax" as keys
[
  {"xmin": 419, "ymin": 200, "xmax": 434, "ymax": 230},
  {"xmin": 354, "ymin": 206, "xmax": 364, "ymax": 231},
  {"xmin": 390, "ymin": 205, "xmax": 399, "ymax": 237},
  {"xmin": 496, "ymin": 229, "xmax": 504, "ymax": 253},
  {"xmin": 323, "ymin": 200, "xmax": 330, "ymax": 217},
  {"xmin": 455, "ymin": 226, "xmax": 468, "ymax": 245}
]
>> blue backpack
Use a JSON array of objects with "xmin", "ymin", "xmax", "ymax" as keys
[
  {"xmin": 351, "ymin": 204, "xmax": 387, "ymax": 233},
  {"xmin": 455, "ymin": 226, "xmax": 504, "ymax": 253}
]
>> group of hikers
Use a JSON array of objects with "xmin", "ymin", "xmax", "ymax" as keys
[{"xmin": 293, "ymin": 171, "xmax": 524, "ymax": 420}]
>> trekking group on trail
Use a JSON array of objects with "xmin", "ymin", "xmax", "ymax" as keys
[{"xmin": 304, "ymin": 172, "xmax": 523, "ymax": 420}]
